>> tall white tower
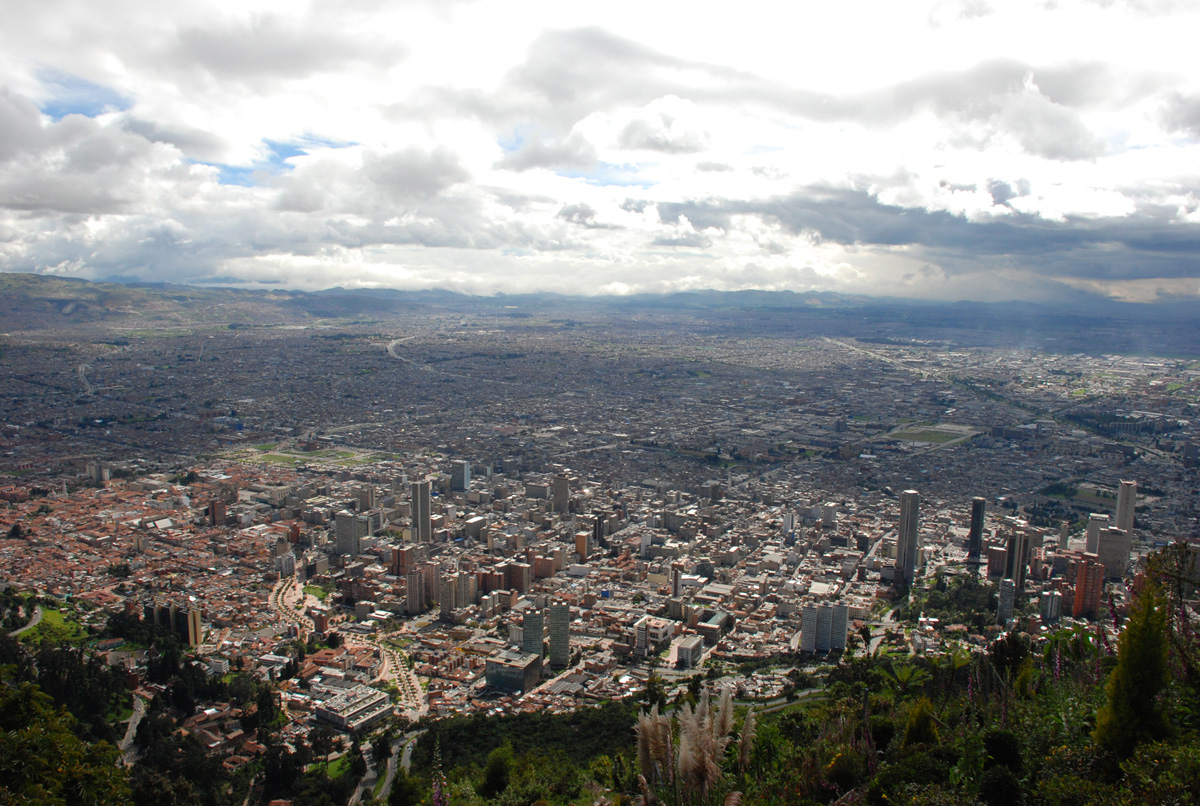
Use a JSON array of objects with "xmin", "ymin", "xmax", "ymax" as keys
[{"xmin": 1116, "ymin": 480, "xmax": 1137, "ymax": 536}]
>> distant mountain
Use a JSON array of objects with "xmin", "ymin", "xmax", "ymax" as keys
[{"xmin": 2, "ymin": 273, "xmax": 1199, "ymax": 356}]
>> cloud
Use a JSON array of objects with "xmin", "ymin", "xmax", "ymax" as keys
[
  {"xmin": 557, "ymin": 202, "xmax": 618, "ymax": 229},
  {"xmin": 1, "ymin": 2, "xmax": 1199, "ymax": 302},
  {"xmin": 617, "ymin": 96, "xmax": 708, "ymax": 154},
  {"xmin": 496, "ymin": 132, "xmax": 597, "ymax": 171},
  {"xmin": 169, "ymin": 13, "xmax": 404, "ymax": 88}
]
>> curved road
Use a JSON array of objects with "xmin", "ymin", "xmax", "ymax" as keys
[{"xmin": 8, "ymin": 605, "xmax": 42, "ymax": 637}]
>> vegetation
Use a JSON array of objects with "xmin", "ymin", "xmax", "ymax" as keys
[{"xmin": 6, "ymin": 545, "xmax": 1200, "ymax": 806}]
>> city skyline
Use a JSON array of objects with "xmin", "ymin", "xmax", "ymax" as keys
[{"xmin": 2, "ymin": 1, "xmax": 1200, "ymax": 303}]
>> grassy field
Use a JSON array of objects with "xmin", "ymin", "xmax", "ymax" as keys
[
  {"xmin": 891, "ymin": 429, "xmax": 963, "ymax": 443},
  {"xmin": 304, "ymin": 585, "xmax": 330, "ymax": 601},
  {"xmin": 20, "ymin": 608, "xmax": 87, "ymax": 646}
]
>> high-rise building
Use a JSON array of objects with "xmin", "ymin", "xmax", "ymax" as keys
[
  {"xmin": 1085, "ymin": 513, "xmax": 1110, "ymax": 554},
  {"xmin": 1116, "ymin": 480, "xmax": 1137, "ymax": 535},
  {"xmin": 997, "ymin": 579, "xmax": 1016, "ymax": 623},
  {"xmin": 829, "ymin": 604, "xmax": 849, "ymax": 651},
  {"xmin": 406, "ymin": 570, "xmax": 425, "ymax": 615},
  {"xmin": 552, "ymin": 474, "xmax": 570, "ymax": 515},
  {"xmin": 439, "ymin": 576, "xmax": 457, "ymax": 618},
  {"xmin": 896, "ymin": 490, "xmax": 920, "ymax": 587},
  {"xmin": 1040, "ymin": 590, "xmax": 1062, "ymax": 621},
  {"xmin": 522, "ymin": 609, "xmax": 544, "ymax": 659},
  {"xmin": 411, "ymin": 480, "xmax": 432, "ymax": 542},
  {"xmin": 1004, "ymin": 524, "xmax": 1029, "ymax": 590},
  {"xmin": 799, "ymin": 605, "xmax": 817, "ymax": 652},
  {"xmin": 450, "ymin": 460, "xmax": 471, "ymax": 492},
  {"xmin": 548, "ymin": 602, "xmax": 570, "ymax": 668},
  {"xmin": 1058, "ymin": 520, "xmax": 1071, "ymax": 551},
  {"xmin": 1097, "ymin": 527, "xmax": 1132, "ymax": 578},
  {"xmin": 335, "ymin": 510, "xmax": 365, "ymax": 557},
  {"xmin": 967, "ymin": 497, "xmax": 986, "ymax": 567},
  {"xmin": 1072, "ymin": 556, "xmax": 1105, "ymax": 619}
]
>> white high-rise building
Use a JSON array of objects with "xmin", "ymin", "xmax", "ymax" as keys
[
  {"xmin": 1116, "ymin": 480, "xmax": 1137, "ymax": 535},
  {"xmin": 1085, "ymin": 513, "xmax": 1110, "ymax": 554}
]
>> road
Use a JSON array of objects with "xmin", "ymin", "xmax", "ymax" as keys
[
  {"xmin": 8, "ymin": 605, "xmax": 42, "ymax": 636},
  {"xmin": 119, "ymin": 696, "xmax": 146, "ymax": 764}
]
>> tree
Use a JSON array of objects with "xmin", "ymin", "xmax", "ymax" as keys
[
  {"xmin": 1094, "ymin": 582, "xmax": 1171, "ymax": 759},
  {"xmin": 480, "ymin": 743, "xmax": 513, "ymax": 798}
]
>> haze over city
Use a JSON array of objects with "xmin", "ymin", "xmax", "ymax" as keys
[{"xmin": 3, "ymin": 0, "xmax": 1200, "ymax": 301}]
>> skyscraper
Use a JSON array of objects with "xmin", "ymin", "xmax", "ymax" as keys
[
  {"xmin": 1116, "ymin": 479, "xmax": 1137, "ymax": 535},
  {"xmin": 966, "ymin": 496, "xmax": 985, "ymax": 567},
  {"xmin": 896, "ymin": 490, "xmax": 920, "ymax": 588},
  {"xmin": 552, "ymin": 474, "xmax": 570, "ymax": 515},
  {"xmin": 450, "ymin": 460, "xmax": 471, "ymax": 492},
  {"xmin": 1085, "ymin": 513, "xmax": 1110, "ymax": 554},
  {"xmin": 997, "ymin": 579, "xmax": 1016, "ymax": 623},
  {"xmin": 522, "ymin": 609, "xmax": 544, "ymax": 659},
  {"xmin": 411, "ymin": 479, "xmax": 432, "ymax": 542},
  {"xmin": 1004, "ymin": 521, "xmax": 1030, "ymax": 590},
  {"xmin": 548, "ymin": 602, "xmax": 570, "ymax": 668}
]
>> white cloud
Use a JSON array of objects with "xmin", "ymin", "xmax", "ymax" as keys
[{"xmin": 0, "ymin": 0, "xmax": 1198, "ymax": 301}]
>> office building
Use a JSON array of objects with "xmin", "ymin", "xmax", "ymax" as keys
[
  {"xmin": 335, "ymin": 510, "xmax": 367, "ymax": 557},
  {"xmin": 522, "ymin": 609, "xmax": 544, "ymax": 659},
  {"xmin": 552, "ymin": 474, "xmax": 570, "ymax": 514},
  {"xmin": 1040, "ymin": 590, "xmax": 1062, "ymax": 621},
  {"xmin": 1004, "ymin": 523, "xmax": 1029, "ymax": 590},
  {"xmin": 966, "ymin": 496, "xmax": 985, "ymax": 567},
  {"xmin": 485, "ymin": 650, "xmax": 541, "ymax": 693},
  {"xmin": 997, "ymin": 579, "xmax": 1016, "ymax": 623},
  {"xmin": 549, "ymin": 602, "xmax": 570, "ymax": 668},
  {"xmin": 896, "ymin": 490, "xmax": 920, "ymax": 587},
  {"xmin": 1097, "ymin": 526, "xmax": 1132, "ymax": 578},
  {"xmin": 1116, "ymin": 480, "xmax": 1137, "ymax": 535},
  {"xmin": 450, "ymin": 460, "xmax": 471, "ymax": 492},
  {"xmin": 1085, "ymin": 513, "xmax": 1110, "ymax": 555},
  {"xmin": 411, "ymin": 480, "xmax": 432, "ymax": 542}
]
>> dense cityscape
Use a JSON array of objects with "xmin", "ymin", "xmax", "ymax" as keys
[{"xmin": 2, "ymin": 276, "xmax": 1199, "ymax": 804}]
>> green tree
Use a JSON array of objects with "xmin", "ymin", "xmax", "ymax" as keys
[
  {"xmin": 0, "ymin": 676, "xmax": 130, "ymax": 805},
  {"xmin": 1093, "ymin": 582, "xmax": 1171, "ymax": 759},
  {"xmin": 479, "ymin": 743, "xmax": 514, "ymax": 798}
]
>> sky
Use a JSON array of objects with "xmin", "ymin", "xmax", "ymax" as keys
[{"xmin": 2, "ymin": 0, "xmax": 1200, "ymax": 302}]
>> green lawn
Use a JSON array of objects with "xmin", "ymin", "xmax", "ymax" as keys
[
  {"xmin": 259, "ymin": 453, "xmax": 299, "ymax": 465},
  {"xmin": 304, "ymin": 585, "xmax": 331, "ymax": 601},
  {"xmin": 891, "ymin": 429, "xmax": 962, "ymax": 444},
  {"xmin": 20, "ymin": 608, "xmax": 87, "ymax": 646}
]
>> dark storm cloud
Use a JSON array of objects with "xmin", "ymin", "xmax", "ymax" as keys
[{"xmin": 651, "ymin": 186, "xmax": 1200, "ymax": 280}]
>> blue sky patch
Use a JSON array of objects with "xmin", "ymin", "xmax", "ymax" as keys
[
  {"xmin": 36, "ymin": 67, "xmax": 131, "ymax": 120},
  {"xmin": 556, "ymin": 162, "xmax": 652, "ymax": 188},
  {"xmin": 199, "ymin": 137, "xmax": 355, "ymax": 185}
]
